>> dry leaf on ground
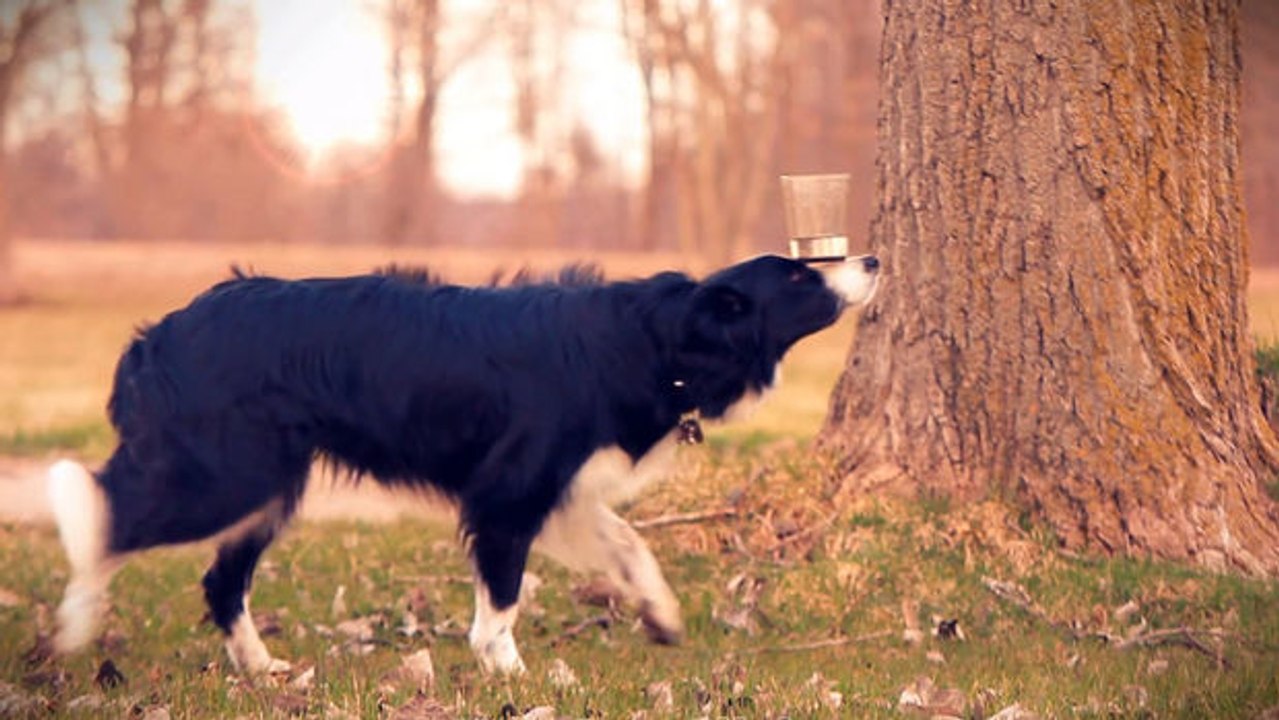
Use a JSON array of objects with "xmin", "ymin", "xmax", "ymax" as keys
[
  {"xmin": 331, "ymin": 585, "xmax": 347, "ymax": 618},
  {"xmin": 547, "ymin": 658, "xmax": 578, "ymax": 689},
  {"xmin": 272, "ymin": 692, "xmax": 311, "ymax": 716},
  {"xmin": 897, "ymin": 676, "xmax": 965, "ymax": 718},
  {"xmin": 644, "ymin": 681, "xmax": 674, "ymax": 712},
  {"xmin": 399, "ymin": 610, "xmax": 421, "ymax": 637},
  {"xmin": 289, "ymin": 666, "xmax": 316, "ymax": 692},
  {"xmin": 401, "ymin": 648, "xmax": 436, "ymax": 690},
  {"xmin": 986, "ymin": 703, "xmax": 1039, "ymax": 720},
  {"xmin": 0, "ymin": 681, "xmax": 43, "ymax": 716},
  {"xmin": 387, "ymin": 694, "xmax": 455, "ymax": 720},
  {"xmin": 335, "ymin": 615, "xmax": 380, "ymax": 641},
  {"xmin": 806, "ymin": 672, "xmax": 842, "ymax": 711}
]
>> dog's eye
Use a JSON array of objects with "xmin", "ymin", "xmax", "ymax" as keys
[{"xmin": 789, "ymin": 269, "xmax": 814, "ymax": 284}]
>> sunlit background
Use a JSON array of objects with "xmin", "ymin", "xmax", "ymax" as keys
[
  {"xmin": 1, "ymin": 0, "xmax": 1276, "ymax": 258},
  {"xmin": 2, "ymin": 0, "xmax": 885, "ymax": 254},
  {"xmin": 253, "ymin": 0, "xmax": 646, "ymax": 197}
]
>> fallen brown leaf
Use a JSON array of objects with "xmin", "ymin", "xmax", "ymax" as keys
[
  {"xmin": 645, "ymin": 680, "xmax": 674, "ymax": 712},
  {"xmin": 331, "ymin": 585, "xmax": 347, "ymax": 618},
  {"xmin": 272, "ymin": 691, "xmax": 311, "ymax": 716},
  {"xmin": 289, "ymin": 666, "xmax": 316, "ymax": 692},
  {"xmin": 805, "ymin": 672, "xmax": 842, "ymax": 711},
  {"xmin": 401, "ymin": 648, "xmax": 436, "ymax": 690},
  {"xmin": 387, "ymin": 694, "xmax": 456, "ymax": 720},
  {"xmin": 0, "ymin": 680, "xmax": 43, "ymax": 715},
  {"xmin": 399, "ymin": 610, "xmax": 421, "ymax": 637},
  {"xmin": 1113, "ymin": 600, "xmax": 1141, "ymax": 624},
  {"xmin": 66, "ymin": 694, "xmax": 106, "ymax": 713},
  {"xmin": 987, "ymin": 703, "xmax": 1039, "ymax": 720},
  {"xmin": 547, "ymin": 658, "xmax": 578, "ymax": 689},
  {"xmin": 335, "ymin": 616, "xmax": 377, "ymax": 641},
  {"xmin": 897, "ymin": 676, "xmax": 965, "ymax": 717}
]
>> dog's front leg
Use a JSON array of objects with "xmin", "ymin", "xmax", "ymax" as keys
[
  {"xmin": 536, "ymin": 501, "xmax": 684, "ymax": 644},
  {"xmin": 468, "ymin": 528, "xmax": 532, "ymax": 674}
]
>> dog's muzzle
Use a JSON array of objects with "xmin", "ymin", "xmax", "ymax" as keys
[{"xmin": 820, "ymin": 255, "xmax": 880, "ymax": 307}]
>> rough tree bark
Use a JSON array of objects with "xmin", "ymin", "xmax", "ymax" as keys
[{"xmin": 820, "ymin": 0, "xmax": 1279, "ymax": 574}]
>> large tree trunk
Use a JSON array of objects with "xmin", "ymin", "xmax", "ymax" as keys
[{"xmin": 820, "ymin": 0, "xmax": 1279, "ymax": 574}]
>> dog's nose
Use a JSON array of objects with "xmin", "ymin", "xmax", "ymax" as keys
[{"xmin": 862, "ymin": 256, "xmax": 880, "ymax": 272}]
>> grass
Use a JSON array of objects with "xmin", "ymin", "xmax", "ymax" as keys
[
  {"xmin": 1, "ymin": 447, "xmax": 1277, "ymax": 717},
  {"xmin": 2, "ymin": 240, "xmax": 1279, "ymax": 716}
]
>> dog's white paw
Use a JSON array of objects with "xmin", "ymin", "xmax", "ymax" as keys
[
  {"xmin": 471, "ymin": 627, "xmax": 526, "ymax": 675},
  {"xmin": 640, "ymin": 599, "xmax": 684, "ymax": 646},
  {"xmin": 225, "ymin": 613, "xmax": 291, "ymax": 675},
  {"xmin": 225, "ymin": 639, "xmax": 292, "ymax": 675}
]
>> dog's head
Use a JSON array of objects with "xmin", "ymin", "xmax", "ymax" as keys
[{"xmin": 672, "ymin": 254, "xmax": 879, "ymax": 418}]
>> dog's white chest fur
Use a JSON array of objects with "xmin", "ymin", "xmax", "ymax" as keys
[{"xmin": 568, "ymin": 432, "xmax": 679, "ymax": 507}]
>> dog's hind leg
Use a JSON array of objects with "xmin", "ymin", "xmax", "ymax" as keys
[
  {"xmin": 48, "ymin": 459, "xmax": 125, "ymax": 655},
  {"xmin": 536, "ymin": 500, "xmax": 683, "ymax": 644},
  {"xmin": 202, "ymin": 508, "xmax": 292, "ymax": 674}
]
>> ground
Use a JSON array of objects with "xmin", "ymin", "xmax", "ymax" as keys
[{"xmin": 1, "ymin": 240, "xmax": 1278, "ymax": 718}]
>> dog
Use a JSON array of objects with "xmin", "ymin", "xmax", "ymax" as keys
[{"xmin": 46, "ymin": 253, "xmax": 879, "ymax": 674}]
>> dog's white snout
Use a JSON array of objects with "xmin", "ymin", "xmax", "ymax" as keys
[{"xmin": 821, "ymin": 254, "xmax": 880, "ymax": 307}]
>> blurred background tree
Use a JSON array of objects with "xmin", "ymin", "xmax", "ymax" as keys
[
  {"xmin": 0, "ymin": 0, "xmax": 63, "ymax": 303},
  {"xmin": 0, "ymin": 0, "xmax": 886, "ymax": 268},
  {"xmin": 0, "ymin": 0, "xmax": 1273, "ymax": 275}
]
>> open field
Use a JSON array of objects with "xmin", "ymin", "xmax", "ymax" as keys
[
  {"xmin": 2, "ymin": 452, "xmax": 1278, "ymax": 718},
  {"xmin": 1, "ymin": 240, "xmax": 1279, "ymax": 717}
]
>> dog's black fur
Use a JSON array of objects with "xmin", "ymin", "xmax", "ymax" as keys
[{"xmin": 64, "ymin": 254, "xmax": 871, "ymax": 669}]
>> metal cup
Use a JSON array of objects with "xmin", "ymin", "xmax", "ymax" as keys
[{"xmin": 781, "ymin": 173, "xmax": 850, "ymax": 262}]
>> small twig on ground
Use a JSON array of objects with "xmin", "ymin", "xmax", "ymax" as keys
[
  {"xmin": 1110, "ymin": 627, "xmax": 1232, "ymax": 669},
  {"xmin": 982, "ymin": 576, "xmax": 1234, "ymax": 667},
  {"xmin": 980, "ymin": 576, "xmax": 1052, "ymax": 622},
  {"xmin": 633, "ymin": 508, "xmax": 738, "ymax": 530},
  {"xmin": 739, "ymin": 630, "xmax": 892, "ymax": 654},
  {"xmin": 393, "ymin": 575, "xmax": 473, "ymax": 585},
  {"xmin": 553, "ymin": 614, "xmax": 613, "ymax": 645},
  {"xmin": 765, "ymin": 511, "xmax": 840, "ymax": 556}
]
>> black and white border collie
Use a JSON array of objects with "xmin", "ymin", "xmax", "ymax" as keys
[{"xmin": 47, "ymin": 253, "xmax": 879, "ymax": 674}]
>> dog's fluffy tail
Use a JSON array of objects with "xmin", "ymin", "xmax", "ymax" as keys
[
  {"xmin": 47, "ymin": 459, "xmax": 109, "ymax": 575},
  {"xmin": 48, "ymin": 459, "xmax": 114, "ymax": 654}
]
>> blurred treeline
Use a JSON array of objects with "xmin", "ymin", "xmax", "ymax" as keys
[{"xmin": 0, "ymin": 0, "xmax": 1276, "ymax": 262}]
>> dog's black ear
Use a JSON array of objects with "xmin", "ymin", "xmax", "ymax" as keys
[{"xmin": 694, "ymin": 285, "xmax": 753, "ymax": 323}]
